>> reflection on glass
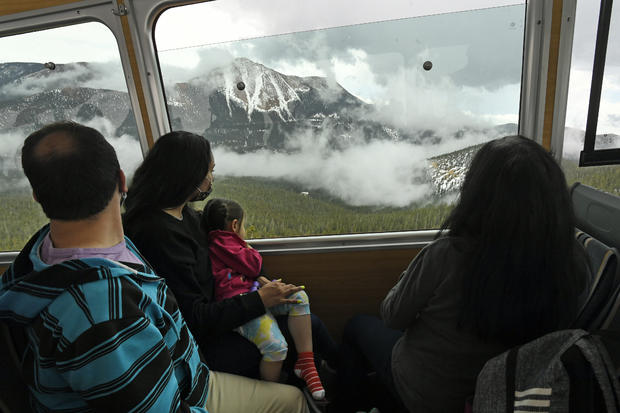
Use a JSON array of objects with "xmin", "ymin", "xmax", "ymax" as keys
[
  {"xmin": 563, "ymin": 1, "xmax": 620, "ymax": 196},
  {"xmin": 0, "ymin": 22, "xmax": 142, "ymax": 251},
  {"xmin": 156, "ymin": 4, "xmax": 525, "ymax": 238}
]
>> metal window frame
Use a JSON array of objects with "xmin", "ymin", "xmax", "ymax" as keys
[
  {"xmin": 519, "ymin": 0, "xmax": 548, "ymax": 145},
  {"xmin": 519, "ymin": 0, "xmax": 578, "ymax": 160},
  {"xmin": 550, "ymin": 0, "xmax": 577, "ymax": 159},
  {"xmin": 579, "ymin": 0, "xmax": 620, "ymax": 167}
]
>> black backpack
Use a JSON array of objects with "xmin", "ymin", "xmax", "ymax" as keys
[{"xmin": 473, "ymin": 329, "xmax": 620, "ymax": 413}]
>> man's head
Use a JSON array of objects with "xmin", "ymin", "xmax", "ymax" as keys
[{"xmin": 22, "ymin": 121, "xmax": 121, "ymax": 220}]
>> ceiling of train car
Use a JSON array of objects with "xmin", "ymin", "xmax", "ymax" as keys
[{"xmin": 0, "ymin": 0, "xmax": 84, "ymax": 17}]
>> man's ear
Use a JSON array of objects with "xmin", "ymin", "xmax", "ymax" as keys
[
  {"xmin": 32, "ymin": 190, "xmax": 39, "ymax": 203},
  {"xmin": 119, "ymin": 169, "xmax": 128, "ymax": 193}
]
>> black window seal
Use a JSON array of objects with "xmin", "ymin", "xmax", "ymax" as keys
[{"xmin": 580, "ymin": 0, "xmax": 620, "ymax": 167}]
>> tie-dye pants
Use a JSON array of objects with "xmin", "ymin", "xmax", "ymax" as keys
[{"xmin": 234, "ymin": 291, "xmax": 310, "ymax": 361}]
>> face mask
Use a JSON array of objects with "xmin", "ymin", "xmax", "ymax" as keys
[{"xmin": 190, "ymin": 186, "xmax": 212, "ymax": 202}]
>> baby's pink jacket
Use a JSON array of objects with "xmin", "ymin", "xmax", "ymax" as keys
[{"xmin": 208, "ymin": 229, "xmax": 262, "ymax": 301}]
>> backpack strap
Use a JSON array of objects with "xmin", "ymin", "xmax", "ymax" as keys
[
  {"xmin": 505, "ymin": 346, "xmax": 519, "ymax": 413},
  {"xmin": 591, "ymin": 330, "xmax": 620, "ymax": 410},
  {"xmin": 593, "ymin": 330, "xmax": 620, "ymax": 377},
  {"xmin": 562, "ymin": 345, "xmax": 607, "ymax": 412}
]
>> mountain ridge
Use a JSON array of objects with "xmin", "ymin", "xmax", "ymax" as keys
[{"xmin": 0, "ymin": 59, "xmax": 615, "ymax": 201}]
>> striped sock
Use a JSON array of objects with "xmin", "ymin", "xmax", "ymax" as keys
[{"xmin": 294, "ymin": 351, "xmax": 325, "ymax": 400}]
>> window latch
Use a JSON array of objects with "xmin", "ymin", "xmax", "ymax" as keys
[{"xmin": 112, "ymin": 3, "xmax": 128, "ymax": 16}]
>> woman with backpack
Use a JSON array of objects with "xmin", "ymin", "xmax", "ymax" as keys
[{"xmin": 337, "ymin": 135, "xmax": 589, "ymax": 412}]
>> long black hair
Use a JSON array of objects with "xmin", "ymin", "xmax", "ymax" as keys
[
  {"xmin": 440, "ymin": 135, "xmax": 579, "ymax": 345},
  {"xmin": 201, "ymin": 198, "xmax": 244, "ymax": 235},
  {"xmin": 124, "ymin": 131, "xmax": 212, "ymax": 223}
]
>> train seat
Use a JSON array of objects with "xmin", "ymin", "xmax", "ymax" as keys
[
  {"xmin": 572, "ymin": 232, "xmax": 620, "ymax": 330},
  {"xmin": 571, "ymin": 182, "xmax": 620, "ymax": 251},
  {"xmin": 0, "ymin": 322, "xmax": 29, "ymax": 413},
  {"xmin": 570, "ymin": 183, "xmax": 620, "ymax": 331}
]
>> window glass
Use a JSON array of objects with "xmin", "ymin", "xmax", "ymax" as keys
[
  {"xmin": 563, "ymin": 1, "xmax": 620, "ymax": 195},
  {"xmin": 0, "ymin": 22, "xmax": 142, "ymax": 251},
  {"xmin": 156, "ymin": 1, "xmax": 526, "ymax": 238}
]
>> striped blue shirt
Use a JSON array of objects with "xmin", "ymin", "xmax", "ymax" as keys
[{"xmin": 0, "ymin": 226, "xmax": 210, "ymax": 412}]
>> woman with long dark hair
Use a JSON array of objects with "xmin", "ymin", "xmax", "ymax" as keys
[
  {"xmin": 123, "ymin": 131, "xmax": 336, "ymax": 382},
  {"xmin": 337, "ymin": 135, "xmax": 588, "ymax": 413},
  {"xmin": 124, "ymin": 131, "xmax": 214, "ymax": 223}
]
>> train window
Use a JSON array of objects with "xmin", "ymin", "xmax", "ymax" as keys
[
  {"xmin": 155, "ymin": 1, "xmax": 526, "ymax": 238},
  {"xmin": 0, "ymin": 22, "xmax": 141, "ymax": 251},
  {"xmin": 563, "ymin": 0, "xmax": 620, "ymax": 194}
]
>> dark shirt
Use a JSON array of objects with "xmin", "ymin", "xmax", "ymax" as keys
[
  {"xmin": 124, "ymin": 207, "xmax": 266, "ymax": 360},
  {"xmin": 381, "ymin": 236, "xmax": 589, "ymax": 413}
]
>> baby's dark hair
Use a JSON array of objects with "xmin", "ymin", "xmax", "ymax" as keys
[{"xmin": 202, "ymin": 198, "xmax": 244, "ymax": 234}]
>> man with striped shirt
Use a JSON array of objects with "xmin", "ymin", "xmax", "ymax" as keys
[{"xmin": 0, "ymin": 121, "xmax": 308, "ymax": 412}]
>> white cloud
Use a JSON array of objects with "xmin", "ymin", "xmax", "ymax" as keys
[
  {"xmin": 211, "ymin": 123, "xmax": 500, "ymax": 207},
  {"xmin": 0, "ymin": 130, "xmax": 29, "ymax": 191},
  {"xmin": 80, "ymin": 117, "xmax": 143, "ymax": 178},
  {"xmin": 0, "ymin": 62, "xmax": 128, "ymax": 98},
  {"xmin": 331, "ymin": 49, "xmax": 381, "ymax": 103},
  {"xmin": 565, "ymin": 68, "xmax": 620, "ymax": 132},
  {"xmin": 476, "ymin": 113, "xmax": 519, "ymax": 125},
  {"xmin": 270, "ymin": 60, "xmax": 326, "ymax": 78},
  {"xmin": 364, "ymin": 65, "xmax": 519, "ymax": 134}
]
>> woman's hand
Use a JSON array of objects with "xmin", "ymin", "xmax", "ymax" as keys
[
  {"xmin": 257, "ymin": 279, "xmax": 304, "ymax": 308},
  {"xmin": 257, "ymin": 276, "xmax": 270, "ymax": 287}
]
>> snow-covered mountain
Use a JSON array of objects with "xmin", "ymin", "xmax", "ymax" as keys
[
  {"xmin": 0, "ymin": 62, "xmax": 134, "ymax": 136},
  {"xmin": 427, "ymin": 143, "xmax": 483, "ymax": 196},
  {"xmin": 166, "ymin": 57, "xmax": 397, "ymax": 151},
  {"xmin": 0, "ymin": 87, "xmax": 132, "ymax": 131},
  {"xmin": 0, "ymin": 62, "xmax": 46, "ymax": 89},
  {"xmin": 0, "ymin": 58, "xmax": 512, "ymax": 157},
  {"xmin": 2, "ymin": 58, "xmax": 591, "ymax": 201}
]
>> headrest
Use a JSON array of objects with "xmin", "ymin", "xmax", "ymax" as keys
[{"xmin": 571, "ymin": 183, "xmax": 620, "ymax": 250}]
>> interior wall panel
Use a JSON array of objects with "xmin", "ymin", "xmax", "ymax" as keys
[{"xmin": 262, "ymin": 248, "xmax": 420, "ymax": 340}]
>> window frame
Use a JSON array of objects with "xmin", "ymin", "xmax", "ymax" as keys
[
  {"xmin": 0, "ymin": 0, "xmax": 569, "ymax": 260},
  {"xmin": 579, "ymin": 0, "xmax": 620, "ymax": 167}
]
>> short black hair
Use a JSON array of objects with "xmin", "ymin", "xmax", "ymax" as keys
[{"xmin": 21, "ymin": 121, "xmax": 120, "ymax": 220}]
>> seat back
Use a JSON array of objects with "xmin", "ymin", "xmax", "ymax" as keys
[
  {"xmin": 599, "ymin": 283, "xmax": 620, "ymax": 332},
  {"xmin": 571, "ymin": 183, "xmax": 620, "ymax": 250},
  {"xmin": 573, "ymin": 232, "xmax": 620, "ymax": 330},
  {"xmin": 0, "ymin": 321, "xmax": 30, "ymax": 413}
]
